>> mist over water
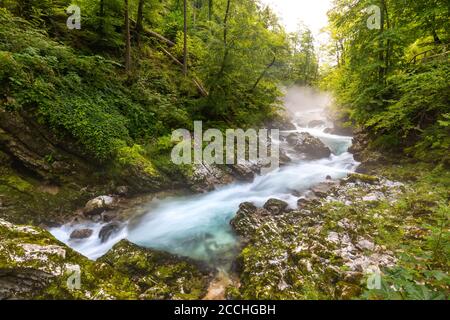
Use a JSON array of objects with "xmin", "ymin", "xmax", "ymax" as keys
[{"xmin": 51, "ymin": 87, "xmax": 357, "ymax": 266}]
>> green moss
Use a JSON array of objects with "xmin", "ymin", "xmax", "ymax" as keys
[
  {"xmin": 230, "ymin": 162, "xmax": 449, "ymax": 300},
  {"xmin": 0, "ymin": 219, "xmax": 140, "ymax": 299},
  {"xmin": 98, "ymin": 240, "xmax": 213, "ymax": 300},
  {"xmin": 346, "ymin": 173, "xmax": 380, "ymax": 184}
]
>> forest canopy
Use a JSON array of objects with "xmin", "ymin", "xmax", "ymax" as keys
[
  {"xmin": 322, "ymin": 0, "xmax": 450, "ymax": 163},
  {"xmin": 0, "ymin": 0, "xmax": 319, "ymax": 163}
]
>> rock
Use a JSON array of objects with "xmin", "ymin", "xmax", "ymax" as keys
[
  {"xmin": 101, "ymin": 211, "xmax": 118, "ymax": 223},
  {"xmin": 324, "ymin": 126, "xmax": 353, "ymax": 136},
  {"xmin": 326, "ymin": 175, "xmax": 332, "ymax": 180},
  {"xmin": 348, "ymin": 129, "xmax": 389, "ymax": 167},
  {"xmin": 356, "ymin": 239, "xmax": 375, "ymax": 251},
  {"xmin": 279, "ymin": 150, "xmax": 292, "ymax": 165},
  {"xmin": 188, "ymin": 163, "xmax": 235, "ymax": 192},
  {"xmin": 345, "ymin": 173, "xmax": 380, "ymax": 185},
  {"xmin": 98, "ymin": 239, "xmax": 213, "ymax": 300},
  {"xmin": 297, "ymin": 198, "xmax": 308, "ymax": 208},
  {"xmin": 69, "ymin": 228, "xmax": 93, "ymax": 239},
  {"xmin": 115, "ymin": 186, "xmax": 129, "ymax": 196},
  {"xmin": 286, "ymin": 132, "xmax": 331, "ymax": 159},
  {"xmin": 362, "ymin": 194, "xmax": 379, "ymax": 202},
  {"xmin": 327, "ymin": 232, "xmax": 340, "ymax": 244},
  {"xmin": 308, "ymin": 120, "xmax": 326, "ymax": 128},
  {"xmin": 267, "ymin": 117, "xmax": 296, "ymax": 130},
  {"xmin": 263, "ymin": 198, "xmax": 289, "ymax": 215},
  {"xmin": 297, "ymin": 192, "xmax": 320, "ymax": 209},
  {"xmin": 98, "ymin": 222, "xmax": 123, "ymax": 243},
  {"xmin": 311, "ymin": 182, "xmax": 336, "ymax": 198},
  {"xmin": 1, "ymin": 219, "xmax": 216, "ymax": 300},
  {"xmin": 0, "ymin": 218, "xmax": 139, "ymax": 299},
  {"xmin": 230, "ymin": 202, "xmax": 269, "ymax": 238},
  {"xmin": 83, "ymin": 196, "xmax": 115, "ymax": 216},
  {"xmin": 336, "ymin": 282, "xmax": 362, "ymax": 300},
  {"xmin": 229, "ymin": 163, "xmax": 257, "ymax": 181}
]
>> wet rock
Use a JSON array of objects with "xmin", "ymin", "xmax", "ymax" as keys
[
  {"xmin": 308, "ymin": 120, "xmax": 326, "ymax": 128},
  {"xmin": 230, "ymin": 202, "xmax": 269, "ymax": 238},
  {"xmin": 69, "ymin": 228, "xmax": 93, "ymax": 239},
  {"xmin": 324, "ymin": 126, "xmax": 353, "ymax": 136},
  {"xmin": 101, "ymin": 211, "xmax": 118, "ymax": 223},
  {"xmin": 263, "ymin": 199, "xmax": 289, "ymax": 215},
  {"xmin": 267, "ymin": 117, "xmax": 296, "ymax": 131},
  {"xmin": 229, "ymin": 163, "xmax": 257, "ymax": 181},
  {"xmin": 98, "ymin": 239, "xmax": 214, "ymax": 300},
  {"xmin": 189, "ymin": 163, "xmax": 235, "ymax": 192},
  {"xmin": 286, "ymin": 132, "xmax": 331, "ymax": 159},
  {"xmin": 84, "ymin": 196, "xmax": 115, "ymax": 216},
  {"xmin": 98, "ymin": 222, "xmax": 123, "ymax": 243},
  {"xmin": 279, "ymin": 150, "xmax": 292, "ymax": 166}
]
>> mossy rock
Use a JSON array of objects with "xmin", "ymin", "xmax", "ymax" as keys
[
  {"xmin": 345, "ymin": 173, "xmax": 380, "ymax": 185},
  {"xmin": 0, "ymin": 219, "xmax": 138, "ymax": 299},
  {"xmin": 98, "ymin": 239, "xmax": 214, "ymax": 300}
]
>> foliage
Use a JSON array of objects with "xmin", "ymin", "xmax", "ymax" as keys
[{"xmin": 322, "ymin": 0, "xmax": 450, "ymax": 163}]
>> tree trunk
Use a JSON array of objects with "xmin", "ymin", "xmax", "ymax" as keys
[
  {"xmin": 124, "ymin": 0, "xmax": 132, "ymax": 73},
  {"xmin": 251, "ymin": 56, "xmax": 276, "ymax": 91},
  {"xmin": 384, "ymin": 3, "xmax": 391, "ymax": 82},
  {"xmin": 99, "ymin": 0, "xmax": 105, "ymax": 32},
  {"xmin": 100, "ymin": 0, "xmax": 105, "ymax": 16},
  {"xmin": 378, "ymin": 0, "xmax": 386, "ymax": 84},
  {"xmin": 208, "ymin": 0, "xmax": 213, "ymax": 20},
  {"xmin": 218, "ymin": 0, "xmax": 231, "ymax": 77},
  {"xmin": 135, "ymin": 0, "xmax": 145, "ymax": 47},
  {"xmin": 183, "ymin": 0, "xmax": 188, "ymax": 75}
]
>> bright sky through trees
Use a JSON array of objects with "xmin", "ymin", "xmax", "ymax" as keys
[{"xmin": 259, "ymin": 0, "xmax": 332, "ymax": 37}]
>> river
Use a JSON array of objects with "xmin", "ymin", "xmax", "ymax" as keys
[{"xmin": 50, "ymin": 89, "xmax": 358, "ymax": 268}]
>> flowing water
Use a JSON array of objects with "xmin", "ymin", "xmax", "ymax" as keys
[{"xmin": 50, "ymin": 88, "xmax": 358, "ymax": 268}]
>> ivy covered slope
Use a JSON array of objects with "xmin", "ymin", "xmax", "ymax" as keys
[
  {"xmin": 0, "ymin": 9, "xmax": 199, "ymax": 225},
  {"xmin": 0, "ymin": 219, "xmax": 212, "ymax": 299},
  {"xmin": 229, "ymin": 165, "xmax": 449, "ymax": 300}
]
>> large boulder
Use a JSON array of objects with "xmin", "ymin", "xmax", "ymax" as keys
[
  {"xmin": 230, "ymin": 202, "xmax": 271, "ymax": 239},
  {"xmin": 69, "ymin": 228, "xmax": 93, "ymax": 240},
  {"xmin": 348, "ymin": 129, "xmax": 388, "ymax": 171},
  {"xmin": 98, "ymin": 240, "xmax": 214, "ymax": 300},
  {"xmin": 98, "ymin": 222, "xmax": 123, "ymax": 243},
  {"xmin": 187, "ymin": 163, "xmax": 235, "ymax": 193},
  {"xmin": 83, "ymin": 196, "xmax": 115, "ymax": 216},
  {"xmin": 286, "ymin": 132, "xmax": 331, "ymax": 159},
  {"xmin": 263, "ymin": 198, "xmax": 289, "ymax": 215},
  {"xmin": 0, "ymin": 219, "xmax": 215, "ymax": 300},
  {"xmin": 0, "ymin": 219, "xmax": 138, "ymax": 299}
]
